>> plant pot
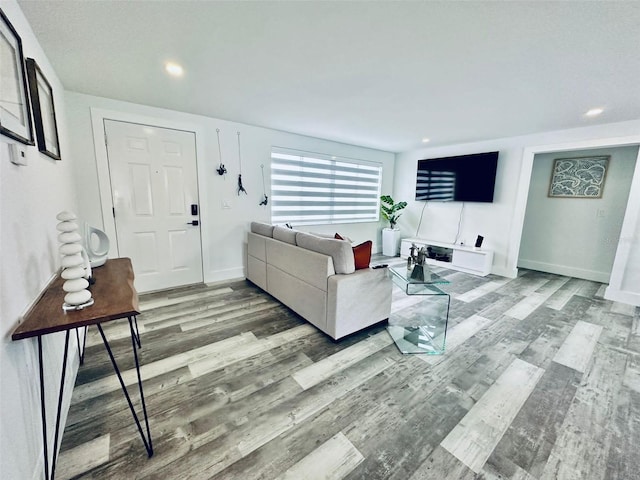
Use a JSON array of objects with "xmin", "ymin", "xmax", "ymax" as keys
[{"xmin": 382, "ymin": 228, "xmax": 401, "ymax": 256}]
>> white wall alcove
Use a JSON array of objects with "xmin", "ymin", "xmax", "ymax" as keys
[{"xmin": 510, "ymin": 134, "xmax": 640, "ymax": 306}]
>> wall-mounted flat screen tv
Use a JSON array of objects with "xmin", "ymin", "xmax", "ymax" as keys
[{"xmin": 415, "ymin": 151, "xmax": 499, "ymax": 202}]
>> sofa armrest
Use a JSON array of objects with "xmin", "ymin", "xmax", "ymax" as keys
[{"xmin": 326, "ymin": 267, "xmax": 392, "ymax": 339}]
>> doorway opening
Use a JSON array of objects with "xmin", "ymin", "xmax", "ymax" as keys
[{"xmin": 518, "ymin": 145, "xmax": 639, "ymax": 283}]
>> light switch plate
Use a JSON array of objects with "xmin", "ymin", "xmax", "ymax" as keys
[{"xmin": 9, "ymin": 143, "xmax": 27, "ymax": 166}]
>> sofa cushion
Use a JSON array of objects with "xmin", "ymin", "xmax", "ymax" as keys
[
  {"xmin": 267, "ymin": 264, "xmax": 328, "ymax": 330},
  {"xmin": 296, "ymin": 232, "xmax": 355, "ymax": 274},
  {"xmin": 327, "ymin": 268, "xmax": 392, "ymax": 339},
  {"xmin": 353, "ymin": 241, "xmax": 372, "ymax": 270},
  {"xmin": 251, "ymin": 221, "xmax": 274, "ymax": 237},
  {"xmin": 273, "ymin": 225, "xmax": 298, "ymax": 245},
  {"xmin": 336, "ymin": 234, "xmax": 371, "ymax": 270},
  {"xmin": 311, "ymin": 232, "xmax": 353, "ymax": 243},
  {"xmin": 266, "ymin": 237, "xmax": 334, "ymax": 290},
  {"xmin": 248, "ymin": 232, "xmax": 267, "ymax": 261}
]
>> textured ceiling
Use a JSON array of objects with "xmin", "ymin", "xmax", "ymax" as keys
[{"xmin": 17, "ymin": 0, "xmax": 640, "ymax": 152}]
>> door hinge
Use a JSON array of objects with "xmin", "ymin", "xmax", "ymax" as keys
[
  {"xmin": 112, "ymin": 207, "xmax": 115, "ymax": 218},
  {"xmin": 104, "ymin": 133, "xmax": 108, "ymax": 147}
]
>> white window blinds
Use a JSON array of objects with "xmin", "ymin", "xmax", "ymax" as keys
[{"xmin": 270, "ymin": 148, "xmax": 382, "ymax": 226}]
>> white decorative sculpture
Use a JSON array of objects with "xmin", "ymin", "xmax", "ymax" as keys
[
  {"xmin": 84, "ymin": 223, "xmax": 110, "ymax": 267},
  {"xmin": 57, "ymin": 211, "xmax": 94, "ymax": 311}
]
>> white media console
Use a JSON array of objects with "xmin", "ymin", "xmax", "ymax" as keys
[{"xmin": 400, "ymin": 238, "xmax": 493, "ymax": 277}]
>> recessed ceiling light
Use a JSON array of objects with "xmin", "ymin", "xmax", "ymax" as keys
[
  {"xmin": 585, "ymin": 108, "xmax": 604, "ymax": 117},
  {"xmin": 165, "ymin": 62, "xmax": 184, "ymax": 77},
  {"xmin": 422, "ymin": 138, "xmax": 430, "ymax": 143}
]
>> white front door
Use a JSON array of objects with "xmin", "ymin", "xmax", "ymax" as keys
[{"xmin": 104, "ymin": 119, "xmax": 203, "ymax": 292}]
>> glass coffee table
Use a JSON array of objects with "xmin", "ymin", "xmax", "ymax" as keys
[{"xmin": 387, "ymin": 264, "xmax": 451, "ymax": 354}]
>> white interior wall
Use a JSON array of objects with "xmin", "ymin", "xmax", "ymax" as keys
[
  {"xmin": 393, "ymin": 119, "xmax": 640, "ymax": 297},
  {"xmin": 0, "ymin": 2, "xmax": 79, "ymax": 479},
  {"xmin": 3, "ymin": 6, "xmax": 639, "ymax": 479},
  {"xmin": 518, "ymin": 146, "xmax": 638, "ymax": 282},
  {"xmin": 607, "ymin": 150, "xmax": 640, "ymax": 305},
  {"xmin": 64, "ymin": 92, "xmax": 395, "ymax": 289},
  {"xmin": 394, "ymin": 136, "xmax": 545, "ymax": 277},
  {"xmin": 622, "ymin": 212, "xmax": 640, "ymax": 290}
]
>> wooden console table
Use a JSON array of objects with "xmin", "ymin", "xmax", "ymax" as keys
[{"xmin": 12, "ymin": 258, "xmax": 153, "ymax": 480}]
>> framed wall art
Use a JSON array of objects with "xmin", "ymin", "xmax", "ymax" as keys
[
  {"xmin": 548, "ymin": 156, "xmax": 609, "ymax": 198},
  {"xmin": 0, "ymin": 8, "xmax": 34, "ymax": 145},
  {"xmin": 26, "ymin": 58, "xmax": 61, "ymax": 160}
]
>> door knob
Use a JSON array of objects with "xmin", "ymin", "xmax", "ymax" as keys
[{"xmin": 187, "ymin": 220, "xmax": 199, "ymax": 226}]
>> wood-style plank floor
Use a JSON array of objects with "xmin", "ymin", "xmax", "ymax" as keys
[{"xmin": 57, "ymin": 263, "xmax": 640, "ymax": 479}]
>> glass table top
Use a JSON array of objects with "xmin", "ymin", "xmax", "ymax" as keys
[{"xmin": 388, "ymin": 265, "xmax": 450, "ymax": 285}]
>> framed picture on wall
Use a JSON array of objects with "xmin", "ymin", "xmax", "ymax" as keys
[
  {"xmin": 548, "ymin": 156, "xmax": 610, "ymax": 198},
  {"xmin": 26, "ymin": 58, "xmax": 61, "ymax": 160},
  {"xmin": 0, "ymin": 8, "xmax": 34, "ymax": 145}
]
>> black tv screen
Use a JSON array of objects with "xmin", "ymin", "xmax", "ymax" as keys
[{"xmin": 415, "ymin": 151, "xmax": 499, "ymax": 202}]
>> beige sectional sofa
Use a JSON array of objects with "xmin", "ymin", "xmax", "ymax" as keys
[{"xmin": 247, "ymin": 222, "xmax": 392, "ymax": 339}]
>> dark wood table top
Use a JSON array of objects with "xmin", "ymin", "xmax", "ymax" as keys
[{"xmin": 12, "ymin": 258, "xmax": 140, "ymax": 340}]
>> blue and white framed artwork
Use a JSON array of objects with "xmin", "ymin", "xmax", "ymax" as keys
[{"xmin": 548, "ymin": 156, "xmax": 609, "ymax": 198}]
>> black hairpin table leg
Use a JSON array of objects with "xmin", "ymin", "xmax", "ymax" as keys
[
  {"xmin": 131, "ymin": 315, "xmax": 142, "ymax": 349},
  {"xmin": 128, "ymin": 316, "xmax": 152, "ymax": 453},
  {"xmin": 37, "ymin": 330, "xmax": 71, "ymax": 480},
  {"xmin": 50, "ymin": 331, "xmax": 70, "ymax": 480},
  {"xmin": 75, "ymin": 327, "xmax": 87, "ymax": 365},
  {"xmin": 96, "ymin": 320, "xmax": 153, "ymax": 457}
]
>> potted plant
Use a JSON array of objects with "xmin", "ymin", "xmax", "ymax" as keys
[
  {"xmin": 380, "ymin": 195, "xmax": 407, "ymax": 230},
  {"xmin": 380, "ymin": 195, "xmax": 407, "ymax": 256}
]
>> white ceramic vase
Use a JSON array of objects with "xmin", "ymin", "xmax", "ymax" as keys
[{"xmin": 382, "ymin": 228, "xmax": 401, "ymax": 256}]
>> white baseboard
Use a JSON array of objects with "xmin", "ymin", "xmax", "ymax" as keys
[
  {"xmin": 604, "ymin": 287, "xmax": 640, "ymax": 306},
  {"xmin": 205, "ymin": 276, "xmax": 246, "ymax": 287},
  {"xmin": 517, "ymin": 259, "xmax": 610, "ymax": 283},
  {"xmin": 204, "ymin": 266, "xmax": 245, "ymax": 285},
  {"xmin": 492, "ymin": 265, "xmax": 518, "ymax": 278}
]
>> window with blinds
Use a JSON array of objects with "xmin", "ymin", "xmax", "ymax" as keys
[{"xmin": 270, "ymin": 148, "xmax": 382, "ymax": 226}]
